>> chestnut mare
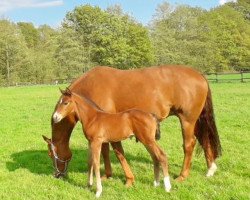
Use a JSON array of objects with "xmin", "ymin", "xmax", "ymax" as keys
[
  {"xmin": 51, "ymin": 88, "xmax": 171, "ymax": 197},
  {"xmin": 45, "ymin": 65, "xmax": 221, "ymax": 185}
]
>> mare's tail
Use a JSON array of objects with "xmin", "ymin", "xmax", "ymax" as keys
[
  {"xmin": 195, "ymin": 86, "xmax": 222, "ymax": 159},
  {"xmin": 151, "ymin": 113, "xmax": 161, "ymax": 140}
]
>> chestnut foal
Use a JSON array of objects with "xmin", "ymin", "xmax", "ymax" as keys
[{"xmin": 53, "ymin": 88, "xmax": 171, "ymax": 197}]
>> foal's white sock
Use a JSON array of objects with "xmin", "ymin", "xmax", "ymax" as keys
[{"xmin": 164, "ymin": 176, "xmax": 171, "ymax": 192}]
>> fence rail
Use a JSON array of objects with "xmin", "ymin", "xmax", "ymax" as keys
[
  {"xmin": 205, "ymin": 71, "xmax": 250, "ymax": 83},
  {"xmin": 1, "ymin": 71, "xmax": 250, "ymax": 87}
]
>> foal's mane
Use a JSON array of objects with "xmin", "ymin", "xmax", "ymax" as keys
[
  {"xmin": 61, "ymin": 87, "xmax": 104, "ymax": 112},
  {"xmin": 78, "ymin": 94, "xmax": 104, "ymax": 112}
]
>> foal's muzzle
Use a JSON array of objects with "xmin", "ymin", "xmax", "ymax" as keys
[{"xmin": 53, "ymin": 112, "xmax": 63, "ymax": 123}]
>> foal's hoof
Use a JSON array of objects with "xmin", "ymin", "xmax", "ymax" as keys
[
  {"xmin": 175, "ymin": 175, "xmax": 186, "ymax": 182},
  {"xmin": 95, "ymin": 191, "xmax": 102, "ymax": 198},
  {"xmin": 125, "ymin": 179, "xmax": 134, "ymax": 187}
]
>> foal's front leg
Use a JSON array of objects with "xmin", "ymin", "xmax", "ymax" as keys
[
  {"xmin": 90, "ymin": 140, "xmax": 103, "ymax": 198},
  {"xmin": 87, "ymin": 143, "xmax": 94, "ymax": 187}
]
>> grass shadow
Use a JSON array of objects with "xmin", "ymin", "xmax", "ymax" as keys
[{"xmin": 6, "ymin": 148, "xmax": 152, "ymax": 177}]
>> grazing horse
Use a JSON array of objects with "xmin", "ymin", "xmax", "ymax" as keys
[
  {"xmin": 49, "ymin": 88, "xmax": 171, "ymax": 197},
  {"xmin": 47, "ymin": 65, "xmax": 221, "ymax": 185}
]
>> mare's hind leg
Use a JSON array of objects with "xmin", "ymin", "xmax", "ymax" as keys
[
  {"xmin": 111, "ymin": 142, "xmax": 135, "ymax": 187},
  {"xmin": 176, "ymin": 118, "xmax": 196, "ymax": 182},
  {"xmin": 204, "ymin": 141, "xmax": 217, "ymax": 177},
  {"xmin": 101, "ymin": 143, "xmax": 112, "ymax": 179}
]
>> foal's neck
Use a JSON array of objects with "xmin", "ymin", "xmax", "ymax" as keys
[{"xmin": 73, "ymin": 94, "xmax": 99, "ymax": 129}]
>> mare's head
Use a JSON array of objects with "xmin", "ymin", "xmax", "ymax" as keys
[
  {"xmin": 42, "ymin": 135, "xmax": 72, "ymax": 178},
  {"xmin": 53, "ymin": 88, "xmax": 76, "ymax": 123}
]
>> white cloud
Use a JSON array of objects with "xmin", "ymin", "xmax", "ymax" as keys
[
  {"xmin": 219, "ymin": 0, "xmax": 237, "ymax": 5},
  {"xmin": 0, "ymin": 0, "xmax": 63, "ymax": 13}
]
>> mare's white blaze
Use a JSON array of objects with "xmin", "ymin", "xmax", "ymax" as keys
[
  {"xmin": 53, "ymin": 111, "xmax": 63, "ymax": 123},
  {"xmin": 154, "ymin": 180, "xmax": 160, "ymax": 187},
  {"xmin": 206, "ymin": 162, "xmax": 217, "ymax": 177},
  {"xmin": 164, "ymin": 176, "xmax": 171, "ymax": 192}
]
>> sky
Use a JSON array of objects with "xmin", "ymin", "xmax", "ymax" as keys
[{"xmin": 0, "ymin": 0, "xmax": 237, "ymax": 27}]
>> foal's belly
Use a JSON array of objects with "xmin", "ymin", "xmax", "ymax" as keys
[{"xmin": 103, "ymin": 126, "xmax": 134, "ymax": 143}]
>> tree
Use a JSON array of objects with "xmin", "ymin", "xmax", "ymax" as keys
[
  {"xmin": 0, "ymin": 20, "xmax": 32, "ymax": 85},
  {"xmin": 55, "ymin": 27, "xmax": 87, "ymax": 80},
  {"xmin": 17, "ymin": 22, "xmax": 39, "ymax": 48},
  {"xmin": 200, "ymin": 5, "xmax": 250, "ymax": 71},
  {"xmin": 150, "ymin": 4, "xmax": 214, "ymax": 72},
  {"xmin": 62, "ymin": 4, "xmax": 154, "ymax": 69}
]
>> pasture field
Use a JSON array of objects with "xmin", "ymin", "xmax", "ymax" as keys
[{"xmin": 0, "ymin": 83, "xmax": 250, "ymax": 200}]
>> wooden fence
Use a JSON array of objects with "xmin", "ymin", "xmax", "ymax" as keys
[
  {"xmin": 205, "ymin": 71, "xmax": 250, "ymax": 83},
  {"xmin": 2, "ymin": 71, "xmax": 250, "ymax": 87}
]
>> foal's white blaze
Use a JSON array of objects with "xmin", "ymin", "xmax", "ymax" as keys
[
  {"xmin": 206, "ymin": 162, "xmax": 217, "ymax": 177},
  {"xmin": 164, "ymin": 176, "xmax": 171, "ymax": 192},
  {"xmin": 53, "ymin": 111, "xmax": 63, "ymax": 123},
  {"xmin": 153, "ymin": 180, "xmax": 160, "ymax": 187}
]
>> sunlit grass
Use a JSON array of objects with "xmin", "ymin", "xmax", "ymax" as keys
[{"xmin": 0, "ymin": 83, "xmax": 249, "ymax": 199}]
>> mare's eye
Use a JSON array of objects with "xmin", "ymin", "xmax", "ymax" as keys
[{"xmin": 63, "ymin": 102, "xmax": 69, "ymax": 105}]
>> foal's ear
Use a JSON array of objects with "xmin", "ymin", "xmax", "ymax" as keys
[
  {"xmin": 42, "ymin": 135, "xmax": 51, "ymax": 144},
  {"xmin": 65, "ymin": 87, "xmax": 72, "ymax": 96},
  {"xmin": 59, "ymin": 87, "xmax": 72, "ymax": 96}
]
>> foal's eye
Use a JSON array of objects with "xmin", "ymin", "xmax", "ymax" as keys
[{"xmin": 63, "ymin": 102, "xmax": 69, "ymax": 106}]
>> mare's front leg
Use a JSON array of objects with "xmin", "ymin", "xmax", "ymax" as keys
[
  {"xmin": 111, "ymin": 142, "xmax": 135, "ymax": 187},
  {"xmin": 90, "ymin": 140, "xmax": 103, "ymax": 198},
  {"xmin": 101, "ymin": 143, "xmax": 112, "ymax": 179}
]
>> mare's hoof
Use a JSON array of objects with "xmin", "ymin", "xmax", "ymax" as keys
[
  {"xmin": 101, "ymin": 175, "xmax": 112, "ymax": 181},
  {"xmin": 175, "ymin": 175, "xmax": 186, "ymax": 182},
  {"xmin": 125, "ymin": 179, "xmax": 134, "ymax": 187}
]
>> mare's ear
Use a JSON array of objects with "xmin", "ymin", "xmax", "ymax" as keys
[{"xmin": 42, "ymin": 135, "xmax": 51, "ymax": 144}]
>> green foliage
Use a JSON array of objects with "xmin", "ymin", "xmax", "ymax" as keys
[
  {"xmin": 63, "ymin": 4, "xmax": 154, "ymax": 69},
  {"xmin": 0, "ymin": 20, "xmax": 32, "ymax": 85},
  {"xmin": 17, "ymin": 22, "xmax": 39, "ymax": 48},
  {"xmin": 150, "ymin": 1, "xmax": 250, "ymax": 72},
  {"xmin": 0, "ymin": 2, "xmax": 249, "ymax": 85}
]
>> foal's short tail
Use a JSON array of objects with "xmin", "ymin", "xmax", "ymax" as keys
[
  {"xmin": 195, "ymin": 86, "xmax": 222, "ymax": 159},
  {"xmin": 151, "ymin": 113, "xmax": 161, "ymax": 140}
]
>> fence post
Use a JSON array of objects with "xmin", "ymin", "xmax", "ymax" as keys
[
  {"xmin": 240, "ymin": 71, "xmax": 243, "ymax": 83},
  {"xmin": 216, "ymin": 73, "xmax": 218, "ymax": 83}
]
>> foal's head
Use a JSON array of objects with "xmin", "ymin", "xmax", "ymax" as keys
[{"xmin": 53, "ymin": 88, "xmax": 76, "ymax": 123}]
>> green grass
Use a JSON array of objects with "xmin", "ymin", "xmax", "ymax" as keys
[{"xmin": 0, "ymin": 83, "xmax": 250, "ymax": 200}]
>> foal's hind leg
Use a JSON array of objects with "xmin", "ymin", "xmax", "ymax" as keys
[
  {"xmin": 176, "ymin": 118, "xmax": 196, "ymax": 182},
  {"xmin": 145, "ymin": 142, "xmax": 171, "ymax": 192},
  {"xmin": 111, "ymin": 142, "xmax": 135, "ymax": 187},
  {"xmin": 101, "ymin": 143, "xmax": 112, "ymax": 179}
]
